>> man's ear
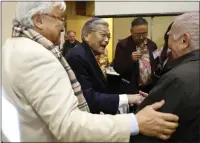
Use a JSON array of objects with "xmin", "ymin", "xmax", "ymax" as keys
[
  {"xmin": 182, "ymin": 33, "xmax": 190, "ymax": 50},
  {"xmin": 84, "ymin": 33, "xmax": 90, "ymax": 42},
  {"xmin": 130, "ymin": 28, "xmax": 133, "ymax": 34},
  {"xmin": 32, "ymin": 14, "xmax": 44, "ymax": 30}
]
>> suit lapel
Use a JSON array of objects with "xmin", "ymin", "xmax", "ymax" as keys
[{"xmin": 81, "ymin": 42, "xmax": 108, "ymax": 85}]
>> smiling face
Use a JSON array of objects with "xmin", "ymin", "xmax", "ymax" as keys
[
  {"xmin": 67, "ymin": 32, "xmax": 76, "ymax": 43},
  {"xmin": 84, "ymin": 24, "xmax": 110, "ymax": 55}
]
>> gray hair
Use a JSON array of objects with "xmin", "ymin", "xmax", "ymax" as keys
[
  {"xmin": 14, "ymin": 1, "xmax": 66, "ymax": 28},
  {"xmin": 172, "ymin": 12, "xmax": 199, "ymax": 51},
  {"xmin": 81, "ymin": 17, "xmax": 109, "ymax": 40}
]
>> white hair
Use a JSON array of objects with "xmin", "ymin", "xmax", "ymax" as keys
[
  {"xmin": 81, "ymin": 17, "xmax": 109, "ymax": 40},
  {"xmin": 172, "ymin": 12, "xmax": 199, "ymax": 51},
  {"xmin": 14, "ymin": 1, "xmax": 66, "ymax": 28}
]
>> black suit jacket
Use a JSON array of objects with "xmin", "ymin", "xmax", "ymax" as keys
[
  {"xmin": 132, "ymin": 50, "xmax": 200, "ymax": 143},
  {"xmin": 62, "ymin": 40, "xmax": 80, "ymax": 57},
  {"xmin": 66, "ymin": 42, "xmax": 119, "ymax": 114},
  {"xmin": 113, "ymin": 36, "xmax": 159, "ymax": 94}
]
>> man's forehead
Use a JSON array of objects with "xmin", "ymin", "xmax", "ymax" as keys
[
  {"xmin": 169, "ymin": 22, "xmax": 179, "ymax": 34},
  {"xmin": 51, "ymin": 6, "xmax": 63, "ymax": 16},
  {"xmin": 95, "ymin": 25, "xmax": 110, "ymax": 33},
  {"xmin": 68, "ymin": 32, "xmax": 75, "ymax": 36},
  {"xmin": 132, "ymin": 25, "xmax": 148, "ymax": 30}
]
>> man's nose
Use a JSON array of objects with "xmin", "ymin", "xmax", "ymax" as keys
[
  {"xmin": 104, "ymin": 36, "xmax": 109, "ymax": 43},
  {"xmin": 60, "ymin": 24, "xmax": 65, "ymax": 32},
  {"xmin": 139, "ymin": 36, "xmax": 144, "ymax": 40}
]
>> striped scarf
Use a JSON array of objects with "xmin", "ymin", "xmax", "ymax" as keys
[{"xmin": 12, "ymin": 20, "xmax": 90, "ymax": 112}]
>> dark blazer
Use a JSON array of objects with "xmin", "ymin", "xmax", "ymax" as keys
[
  {"xmin": 132, "ymin": 50, "xmax": 200, "ymax": 143},
  {"xmin": 113, "ymin": 36, "xmax": 159, "ymax": 94},
  {"xmin": 66, "ymin": 42, "xmax": 119, "ymax": 114},
  {"xmin": 62, "ymin": 40, "xmax": 80, "ymax": 57}
]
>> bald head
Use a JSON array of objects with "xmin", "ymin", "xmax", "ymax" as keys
[
  {"xmin": 168, "ymin": 12, "xmax": 199, "ymax": 59},
  {"xmin": 65, "ymin": 30, "xmax": 76, "ymax": 43}
]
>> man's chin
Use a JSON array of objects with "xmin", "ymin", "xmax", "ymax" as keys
[
  {"xmin": 93, "ymin": 50, "xmax": 104, "ymax": 55},
  {"xmin": 99, "ymin": 50, "xmax": 105, "ymax": 55}
]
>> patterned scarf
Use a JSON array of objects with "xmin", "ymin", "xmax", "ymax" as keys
[
  {"xmin": 12, "ymin": 20, "xmax": 90, "ymax": 112},
  {"xmin": 136, "ymin": 39, "xmax": 152, "ymax": 86}
]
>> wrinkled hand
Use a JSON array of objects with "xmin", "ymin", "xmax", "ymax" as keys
[
  {"xmin": 139, "ymin": 90, "xmax": 149, "ymax": 97},
  {"xmin": 127, "ymin": 94, "xmax": 144, "ymax": 106},
  {"xmin": 127, "ymin": 91, "xmax": 148, "ymax": 106},
  {"xmin": 131, "ymin": 51, "xmax": 142, "ymax": 62},
  {"xmin": 135, "ymin": 100, "xmax": 179, "ymax": 140}
]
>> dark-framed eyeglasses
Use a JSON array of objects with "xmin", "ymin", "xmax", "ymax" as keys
[{"xmin": 133, "ymin": 32, "xmax": 148, "ymax": 38}]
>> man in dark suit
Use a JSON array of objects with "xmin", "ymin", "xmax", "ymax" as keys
[
  {"xmin": 132, "ymin": 12, "xmax": 200, "ymax": 143},
  {"xmin": 66, "ymin": 18, "xmax": 145, "ymax": 115},
  {"xmin": 113, "ymin": 17, "xmax": 159, "ymax": 94},
  {"xmin": 62, "ymin": 30, "xmax": 80, "ymax": 57}
]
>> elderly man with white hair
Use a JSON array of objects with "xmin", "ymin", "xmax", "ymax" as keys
[
  {"xmin": 133, "ymin": 12, "xmax": 200, "ymax": 142},
  {"xmin": 2, "ymin": 1, "xmax": 179, "ymax": 142}
]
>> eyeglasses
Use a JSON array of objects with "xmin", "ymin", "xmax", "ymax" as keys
[
  {"xmin": 133, "ymin": 32, "xmax": 148, "ymax": 38},
  {"xmin": 42, "ymin": 13, "xmax": 65, "ymax": 22},
  {"xmin": 92, "ymin": 30, "xmax": 111, "ymax": 40}
]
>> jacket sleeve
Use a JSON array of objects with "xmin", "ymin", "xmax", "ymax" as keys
[
  {"xmin": 12, "ymin": 45, "xmax": 131, "ymax": 142},
  {"xmin": 113, "ymin": 42, "xmax": 136, "ymax": 75},
  {"xmin": 66, "ymin": 54, "xmax": 119, "ymax": 114},
  {"xmin": 134, "ymin": 72, "xmax": 199, "ymax": 142}
]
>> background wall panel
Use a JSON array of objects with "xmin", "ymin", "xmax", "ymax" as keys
[
  {"xmin": 2, "ymin": 2, "xmax": 17, "ymax": 46},
  {"xmin": 95, "ymin": 1, "xmax": 199, "ymax": 16},
  {"xmin": 66, "ymin": 15, "xmax": 91, "ymax": 42},
  {"xmin": 152, "ymin": 16, "xmax": 175, "ymax": 49}
]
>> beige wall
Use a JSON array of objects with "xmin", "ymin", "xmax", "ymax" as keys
[
  {"xmin": 2, "ymin": 2, "xmax": 17, "ymax": 46},
  {"xmin": 66, "ymin": 15, "xmax": 91, "ymax": 42},
  {"xmin": 152, "ymin": 16, "xmax": 175, "ymax": 49}
]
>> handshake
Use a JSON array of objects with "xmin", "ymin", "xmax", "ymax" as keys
[
  {"xmin": 127, "ymin": 91, "xmax": 179, "ymax": 140},
  {"xmin": 127, "ymin": 90, "xmax": 148, "ymax": 106}
]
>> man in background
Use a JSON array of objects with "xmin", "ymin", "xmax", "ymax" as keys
[
  {"xmin": 114, "ymin": 17, "xmax": 159, "ymax": 94},
  {"xmin": 62, "ymin": 30, "xmax": 80, "ymax": 57}
]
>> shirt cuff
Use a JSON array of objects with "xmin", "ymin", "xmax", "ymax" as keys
[
  {"xmin": 129, "ymin": 113, "xmax": 139, "ymax": 136},
  {"xmin": 118, "ymin": 94, "xmax": 129, "ymax": 114},
  {"xmin": 119, "ymin": 94, "xmax": 128, "ymax": 106}
]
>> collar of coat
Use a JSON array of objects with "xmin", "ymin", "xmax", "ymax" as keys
[{"xmin": 163, "ymin": 49, "xmax": 200, "ymax": 74}]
